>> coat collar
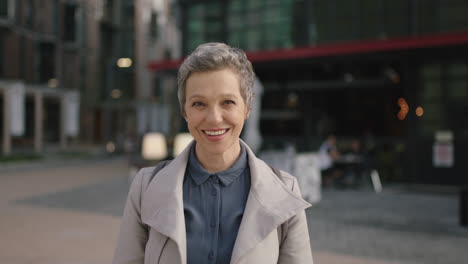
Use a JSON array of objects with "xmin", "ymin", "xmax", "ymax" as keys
[
  {"xmin": 140, "ymin": 141, "xmax": 192, "ymax": 264},
  {"xmin": 140, "ymin": 140, "xmax": 310, "ymax": 264},
  {"xmin": 230, "ymin": 140, "xmax": 311, "ymax": 264}
]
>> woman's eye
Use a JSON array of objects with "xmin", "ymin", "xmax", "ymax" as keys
[
  {"xmin": 224, "ymin": 100, "xmax": 235, "ymax": 105},
  {"xmin": 192, "ymin": 102, "xmax": 205, "ymax": 107}
]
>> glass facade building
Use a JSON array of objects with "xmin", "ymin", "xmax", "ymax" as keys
[
  {"xmin": 182, "ymin": 0, "xmax": 468, "ymax": 54},
  {"xmin": 149, "ymin": 0, "xmax": 468, "ymax": 185}
]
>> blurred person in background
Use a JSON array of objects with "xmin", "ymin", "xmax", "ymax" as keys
[
  {"xmin": 113, "ymin": 43, "xmax": 313, "ymax": 264},
  {"xmin": 318, "ymin": 134, "xmax": 343, "ymax": 187},
  {"xmin": 340, "ymin": 139, "xmax": 366, "ymax": 187}
]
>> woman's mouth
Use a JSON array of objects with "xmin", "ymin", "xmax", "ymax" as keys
[{"xmin": 203, "ymin": 129, "xmax": 229, "ymax": 136}]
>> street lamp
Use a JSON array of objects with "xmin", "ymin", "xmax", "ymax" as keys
[{"xmin": 117, "ymin": 58, "xmax": 132, "ymax": 68}]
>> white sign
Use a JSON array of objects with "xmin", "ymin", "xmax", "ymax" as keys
[
  {"xmin": 6, "ymin": 83, "xmax": 25, "ymax": 136},
  {"xmin": 64, "ymin": 91, "xmax": 80, "ymax": 137},
  {"xmin": 243, "ymin": 78, "xmax": 263, "ymax": 153},
  {"xmin": 433, "ymin": 143, "xmax": 454, "ymax": 168}
]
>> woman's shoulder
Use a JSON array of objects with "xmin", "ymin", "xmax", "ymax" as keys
[{"xmin": 133, "ymin": 161, "xmax": 172, "ymax": 190}]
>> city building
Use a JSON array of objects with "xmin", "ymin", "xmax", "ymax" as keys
[
  {"xmin": 0, "ymin": 0, "xmax": 176, "ymax": 155},
  {"xmin": 0, "ymin": 0, "xmax": 88, "ymax": 154},
  {"xmin": 97, "ymin": 0, "xmax": 181, "ymax": 152},
  {"xmin": 148, "ymin": 0, "xmax": 468, "ymax": 185}
]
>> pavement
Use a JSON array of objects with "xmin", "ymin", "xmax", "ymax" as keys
[{"xmin": 1, "ymin": 157, "xmax": 468, "ymax": 264}]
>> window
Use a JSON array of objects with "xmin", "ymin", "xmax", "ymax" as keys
[
  {"xmin": 38, "ymin": 42, "xmax": 55, "ymax": 83},
  {"xmin": 0, "ymin": 34, "xmax": 4, "ymax": 77},
  {"xmin": 122, "ymin": 3, "xmax": 135, "ymax": 29},
  {"xmin": 419, "ymin": 64, "xmax": 444, "ymax": 137},
  {"xmin": 0, "ymin": 0, "xmax": 8, "ymax": 17},
  {"xmin": 149, "ymin": 12, "xmax": 158, "ymax": 40},
  {"xmin": 438, "ymin": 0, "xmax": 468, "ymax": 32},
  {"xmin": 185, "ymin": 2, "xmax": 223, "ymax": 53},
  {"xmin": 25, "ymin": 0, "xmax": 35, "ymax": 28},
  {"xmin": 52, "ymin": 0, "xmax": 58, "ymax": 35},
  {"xmin": 63, "ymin": 4, "xmax": 77, "ymax": 42},
  {"xmin": 226, "ymin": 0, "xmax": 295, "ymax": 51}
]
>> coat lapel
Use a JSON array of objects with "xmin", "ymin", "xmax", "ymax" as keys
[
  {"xmin": 140, "ymin": 141, "xmax": 194, "ymax": 264},
  {"xmin": 230, "ymin": 142, "xmax": 311, "ymax": 264}
]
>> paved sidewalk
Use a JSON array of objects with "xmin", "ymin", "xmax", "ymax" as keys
[
  {"xmin": 2, "ymin": 158, "xmax": 468, "ymax": 263},
  {"xmin": 309, "ymin": 188, "xmax": 468, "ymax": 264},
  {"xmin": 0, "ymin": 158, "xmax": 128, "ymax": 264}
]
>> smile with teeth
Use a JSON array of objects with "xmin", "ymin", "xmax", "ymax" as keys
[{"xmin": 203, "ymin": 129, "xmax": 228, "ymax": 136}]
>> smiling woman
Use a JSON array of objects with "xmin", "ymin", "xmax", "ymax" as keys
[
  {"xmin": 184, "ymin": 68, "xmax": 249, "ymax": 172},
  {"xmin": 113, "ymin": 43, "xmax": 313, "ymax": 264}
]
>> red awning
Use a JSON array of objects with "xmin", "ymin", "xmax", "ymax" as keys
[{"xmin": 147, "ymin": 31, "xmax": 468, "ymax": 72}]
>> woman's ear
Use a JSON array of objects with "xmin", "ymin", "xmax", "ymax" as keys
[
  {"xmin": 182, "ymin": 107, "xmax": 188, "ymax": 121},
  {"xmin": 245, "ymin": 108, "xmax": 251, "ymax": 120}
]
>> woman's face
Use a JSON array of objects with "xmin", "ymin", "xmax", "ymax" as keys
[{"xmin": 184, "ymin": 68, "xmax": 249, "ymax": 156}]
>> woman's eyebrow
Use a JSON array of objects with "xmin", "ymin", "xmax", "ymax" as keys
[
  {"xmin": 188, "ymin": 93, "xmax": 239, "ymax": 100},
  {"xmin": 187, "ymin": 94, "xmax": 205, "ymax": 100}
]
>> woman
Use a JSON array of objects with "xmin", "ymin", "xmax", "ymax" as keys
[{"xmin": 113, "ymin": 43, "xmax": 313, "ymax": 264}]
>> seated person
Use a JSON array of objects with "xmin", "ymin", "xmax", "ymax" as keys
[
  {"xmin": 318, "ymin": 135, "xmax": 343, "ymax": 186},
  {"xmin": 340, "ymin": 139, "xmax": 366, "ymax": 186}
]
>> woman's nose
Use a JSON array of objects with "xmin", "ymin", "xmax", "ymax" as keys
[{"xmin": 206, "ymin": 106, "xmax": 222, "ymax": 123}]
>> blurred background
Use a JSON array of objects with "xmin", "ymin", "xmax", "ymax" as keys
[
  {"xmin": 2, "ymin": 0, "xmax": 468, "ymax": 185},
  {"xmin": 1, "ymin": 0, "xmax": 468, "ymax": 263}
]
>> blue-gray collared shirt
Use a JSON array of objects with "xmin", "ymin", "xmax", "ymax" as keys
[{"xmin": 183, "ymin": 143, "xmax": 251, "ymax": 264}]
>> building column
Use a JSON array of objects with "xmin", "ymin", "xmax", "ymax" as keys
[
  {"xmin": 2, "ymin": 90, "xmax": 11, "ymax": 155},
  {"xmin": 34, "ymin": 91, "xmax": 43, "ymax": 153}
]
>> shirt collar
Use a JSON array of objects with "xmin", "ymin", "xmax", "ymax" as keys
[{"xmin": 187, "ymin": 143, "xmax": 248, "ymax": 186}]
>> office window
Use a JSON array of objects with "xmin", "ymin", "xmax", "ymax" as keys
[
  {"xmin": 416, "ymin": 0, "xmax": 439, "ymax": 34},
  {"xmin": 63, "ymin": 4, "xmax": 77, "ymax": 42},
  {"xmin": 38, "ymin": 42, "xmax": 56, "ymax": 83},
  {"xmin": 0, "ymin": 34, "xmax": 3, "ymax": 77},
  {"xmin": 186, "ymin": 4, "xmax": 205, "ymax": 52},
  {"xmin": 312, "ymin": 0, "xmax": 335, "ymax": 43},
  {"xmin": 186, "ymin": 2, "xmax": 223, "ymax": 53},
  {"xmin": 122, "ymin": 3, "xmax": 134, "ymax": 30},
  {"xmin": 439, "ymin": 0, "xmax": 468, "ymax": 32},
  {"xmin": 446, "ymin": 63, "xmax": 468, "ymax": 136},
  {"xmin": 149, "ymin": 12, "xmax": 158, "ymax": 40},
  {"xmin": 226, "ymin": 0, "xmax": 295, "ymax": 51},
  {"xmin": 447, "ymin": 64, "xmax": 468, "ymax": 101},
  {"xmin": 0, "ymin": 0, "xmax": 8, "ymax": 17},
  {"xmin": 359, "ymin": 0, "xmax": 384, "ymax": 39},
  {"xmin": 15, "ymin": 0, "xmax": 22, "ymax": 24},
  {"xmin": 382, "ymin": 0, "xmax": 409, "ymax": 38},
  {"xmin": 26, "ymin": 0, "xmax": 35, "ymax": 28},
  {"xmin": 52, "ymin": 0, "xmax": 58, "ymax": 35}
]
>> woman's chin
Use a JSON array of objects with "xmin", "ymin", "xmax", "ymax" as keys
[{"xmin": 198, "ymin": 139, "xmax": 239, "ymax": 155}]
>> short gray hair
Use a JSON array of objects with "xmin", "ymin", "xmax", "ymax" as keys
[{"xmin": 177, "ymin": 42, "xmax": 255, "ymax": 116}]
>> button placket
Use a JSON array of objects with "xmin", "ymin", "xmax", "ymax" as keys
[{"xmin": 209, "ymin": 175, "xmax": 221, "ymax": 263}]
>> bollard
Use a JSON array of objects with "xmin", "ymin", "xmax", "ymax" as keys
[{"xmin": 461, "ymin": 186, "xmax": 468, "ymax": 227}]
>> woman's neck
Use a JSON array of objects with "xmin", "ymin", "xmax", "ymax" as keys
[{"xmin": 195, "ymin": 142, "xmax": 242, "ymax": 173}]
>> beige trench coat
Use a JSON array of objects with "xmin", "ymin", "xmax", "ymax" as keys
[{"xmin": 113, "ymin": 141, "xmax": 313, "ymax": 264}]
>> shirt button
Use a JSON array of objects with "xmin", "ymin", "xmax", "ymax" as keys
[
  {"xmin": 211, "ymin": 189, "xmax": 217, "ymax": 196},
  {"xmin": 210, "ymin": 222, "xmax": 216, "ymax": 228},
  {"xmin": 211, "ymin": 175, "xmax": 219, "ymax": 184},
  {"xmin": 208, "ymin": 252, "xmax": 214, "ymax": 260}
]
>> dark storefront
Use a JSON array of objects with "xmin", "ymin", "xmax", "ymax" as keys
[{"xmin": 149, "ymin": 0, "xmax": 468, "ymax": 186}]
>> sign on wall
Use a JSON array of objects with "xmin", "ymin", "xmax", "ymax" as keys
[
  {"xmin": 6, "ymin": 83, "xmax": 25, "ymax": 136},
  {"xmin": 433, "ymin": 131, "xmax": 454, "ymax": 168},
  {"xmin": 64, "ymin": 91, "xmax": 80, "ymax": 137}
]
